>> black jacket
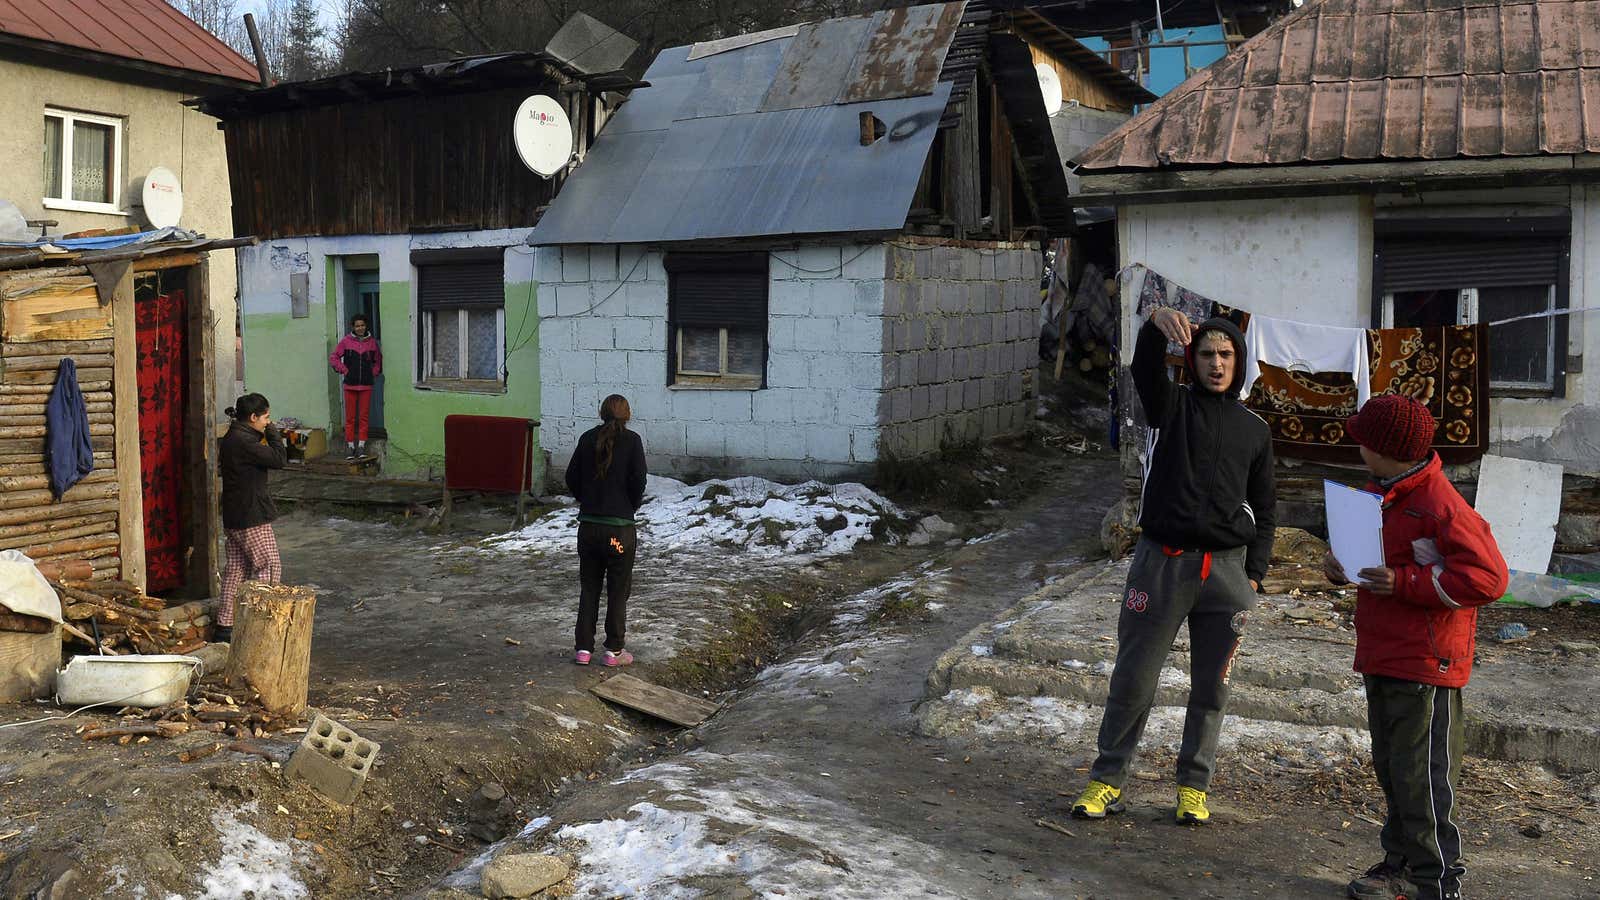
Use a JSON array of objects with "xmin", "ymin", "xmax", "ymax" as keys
[
  {"xmin": 564, "ymin": 425, "xmax": 648, "ymax": 521},
  {"xmin": 220, "ymin": 421, "xmax": 287, "ymax": 530},
  {"xmin": 1133, "ymin": 316, "xmax": 1276, "ymax": 583}
]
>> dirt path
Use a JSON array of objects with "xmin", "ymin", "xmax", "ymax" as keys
[{"xmin": 453, "ymin": 456, "xmax": 1600, "ymax": 899}]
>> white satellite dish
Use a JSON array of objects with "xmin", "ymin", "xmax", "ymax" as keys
[
  {"xmin": 142, "ymin": 167, "xmax": 183, "ymax": 228},
  {"xmin": 1035, "ymin": 62, "xmax": 1064, "ymax": 116},
  {"xmin": 513, "ymin": 95, "xmax": 574, "ymax": 178}
]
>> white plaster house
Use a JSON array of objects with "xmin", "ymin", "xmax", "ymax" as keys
[
  {"xmin": 528, "ymin": 3, "xmax": 1146, "ymax": 480},
  {"xmin": 1077, "ymin": 0, "xmax": 1600, "ymax": 484}
]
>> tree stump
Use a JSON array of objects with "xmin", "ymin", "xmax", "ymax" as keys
[{"xmin": 223, "ymin": 582, "xmax": 316, "ymax": 716}]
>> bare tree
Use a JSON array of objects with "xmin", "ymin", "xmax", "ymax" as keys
[{"xmin": 167, "ymin": 0, "xmax": 249, "ymax": 54}]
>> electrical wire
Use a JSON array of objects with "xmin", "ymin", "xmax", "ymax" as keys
[{"xmin": 0, "ymin": 664, "xmax": 198, "ymax": 732}]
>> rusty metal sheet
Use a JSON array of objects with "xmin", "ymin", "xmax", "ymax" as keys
[
  {"xmin": 760, "ymin": 15, "xmax": 875, "ymax": 112},
  {"xmin": 1536, "ymin": 1, "xmax": 1580, "ymax": 70},
  {"xmin": 1342, "ymin": 78, "xmax": 1384, "ymax": 160},
  {"xmin": 1266, "ymin": 83, "xmax": 1311, "ymax": 163},
  {"xmin": 1304, "ymin": 81, "xmax": 1351, "ymax": 160},
  {"xmin": 1350, "ymin": 12, "xmax": 1394, "ymax": 80},
  {"xmin": 838, "ymin": 2, "xmax": 966, "ymax": 104},
  {"xmin": 1228, "ymin": 86, "xmax": 1276, "ymax": 163},
  {"xmin": 1379, "ymin": 76, "xmax": 1425, "ymax": 159},
  {"xmin": 1500, "ymin": 2, "xmax": 1541, "ymax": 72},
  {"xmin": 1276, "ymin": 14, "xmax": 1317, "ymax": 84},
  {"xmin": 1501, "ymin": 73, "xmax": 1542, "ymax": 155},
  {"xmin": 1241, "ymin": 27, "xmax": 1284, "ymax": 86},
  {"xmin": 1459, "ymin": 74, "xmax": 1505, "ymax": 156},
  {"xmin": 1192, "ymin": 88, "xmax": 1241, "ymax": 165},
  {"xmin": 1419, "ymin": 75, "xmax": 1463, "ymax": 159},
  {"xmin": 1579, "ymin": 2, "xmax": 1600, "ymax": 68},
  {"xmin": 1462, "ymin": 6, "xmax": 1505, "ymax": 74},
  {"xmin": 1424, "ymin": 7, "xmax": 1466, "ymax": 77},
  {"xmin": 1582, "ymin": 68, "xmax": 1600, "ymax": 152},
  {"xmin": 1538, "ymin": 69, "xmax": 1583, "ymax": 153},
  {"xmin": 1388, "ymin": 12, "xmax": 1430, "ymax": 79},
  {"xmin": 1310, "ymin": 12, "xmax": 1354, "ymax": 82}
]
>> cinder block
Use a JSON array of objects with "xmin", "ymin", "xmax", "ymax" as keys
[
  {"xmin": 764, "ymin": 424, "xmax": 809, "ymax": 460},
  {"xmin": 796, "ymin": 245, "xmax": 843, "ymax": 279},
  {"xmin": 533, "ymin": 247, "xmax": 562, "ymax": 283},
  {"xmin": 843, "ymin": 352, "xmax": 886, "ymax": 390},
  {"xmin": 753, "ymin": 388, "xmax": 795, "ymax": 423},
  {"xmin": 576, "ymin": 318, "xmax": 614, "ymax": 350},
  {"xmin": 939, "ymin": 282, "xmax": 964, "ymax": 315},
  {"xmin": 287, "ymin": 714, "xmax": 379, "ymax": 806},
  {"xmin": 561, "ymin": 247, "xmax": 590, "ymax": 283},
  {"xmin": 983, "ymin": 406, "xmax": 1000, "ymax": 436},
  {"xmin": 836, "ymin": 311, "xmax": 882, "ymax": 352},
  {"xmin": 888, "ymin": 388, "xmax": 911, "ymax": 424},
  {"xmin": 835, "ymin": 388, "xmax": 881, "ymax": 426},
  {"xmin": 613, "ymin": 318, "xmax": 655, "ymax": 352},
  {"xmin": 724, "ymin": 423, "xmax": 767, "ymax": 459},
  {"xmin": 649, "ymin": 420, "xmax": 688, "ymax": 456},
  {"xmin": 793, "ymin": 317, "xmax": 839, "ymax": 351},
  {"xmin": 928, "ymin": 384, "xmax": 948, "ymax": 417},
  {"xmin": 594, "ymin": 349, "xmax": 629, "ymax": 377},
  {"xmin": 960, "ymin": 250, "xmax": 981, "ymax": 281},
  {"xmin": 813, "ymin": 275, "xmax": 859, "ymax": 313},
  {"xmin": 979, "ymin": 252, "xmax": 996, "ymax": 281},
  {"xmin": 918, "ymin": 350, "xmax": 939, "ymax": 386},
  {"xmin": 709, "ymin": 390, "xmax": 754, "ymax": 423},
  {"xmin": 618, "ymin": 246, "xmax": 648, "ymax": 282},
  {"xmin": 911, "ymin": 385, "xmax": 930, "ymax": 420},
  {"xmin": 791, "ymin": 389, "xmax": 834, "ymax": 425},
  {"xmin": 914, "ymin": 245, "xmax": 933, "ymax": 278},
  {"xmin": 589, "ymin": 246, "xmax": 619, "ymax": 282},
  {"xmin": 770, "ymin": 249, "xmax": 801, "ymax": 280},
  {"xmin": 686, "ymin": 422, "xmax": 726, "ymax": 457},
  {"xmin": 770, "ymin": 280, "xmax": 812, "ymax": 317},
  {"xmin": 850, "ymin": 427, "xmax": 880, "ymax": 463},
  {"xmin": 936, "ymin": 350, "xmax": 954, "ymax": 383},
  {"xmin": 767, "ymin": 317, "xmax": 798, "ymax": 352},
  {"xmin": 896, "ymin": 354, "xmax": 917, "ymax": 389},
  {"xmin": 806, "ymin": 426, "xmax": 852, "ymax": 462},
  {"xmin": 623, "ymin": 283, "xmax": 665, "ymax": 318},
  {"xmin": 908, "ymin": 319, "xmax": 928, "ymax": 352},
  {"xmin": 767, "ymin": 353, "xmax": 809, "ymax": 389},
  {"xmin": 891, "ymin": 246, "xmax": 915, "ymax": 280},
  {"xmin": 644, "ymin": 251, "xmax": 668, "ymax": 283},
  {"xmin": 892, "ymin": 320, "xmax": 912, "ymax": 352},
  {"xmin": 843, "ymin": 244, "xmax": 888, "ymax": 280},
  {"xmin": 555, "ymin": 283, "xmax": 593, "ymax": 317},
  {"xmin": 980, "ymin": 377, "xmax": 997, "ymax": 407},
  {"xmin": 852, "ymin": 279, "xmax": 885, "ymax": 317},
  {"xmin": 626, "ymin": 351, "xmax": 663, "ymax": 387},
  {"xmin": 553, "ymin": 350, "xmax": 597, "ymax": 383}
]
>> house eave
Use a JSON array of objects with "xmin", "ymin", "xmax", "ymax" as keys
[{"xmin": 1073, "ymin": 155, "xmax": 1600, "ymax": 207}]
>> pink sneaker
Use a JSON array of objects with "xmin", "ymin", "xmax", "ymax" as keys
[
  {"xmin": 603, "ymin": 649, "xmax": 634, "ymax": 667},
  {"xmin": 574, "ymin": 650, "xmax": 591, "ymax": 666}
]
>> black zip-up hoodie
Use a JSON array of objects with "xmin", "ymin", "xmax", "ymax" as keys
[
  {"xmin": 564, "ymin": 424, "xmax": 648, "ymax": 521},
  {"xmin": 1132, "ymin": 315, "xmax": 1276, "ymax": 584},
  {"xmin": 219, "ymin": 421, "xmax": 287, "ymax": 530}
]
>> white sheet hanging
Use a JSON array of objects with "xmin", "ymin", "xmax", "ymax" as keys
[{"xmin": 1242, "ymin": 314, "xmax": 1372, "ymax": 408}]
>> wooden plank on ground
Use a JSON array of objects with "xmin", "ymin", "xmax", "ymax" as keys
[{"xmin": 590, "ymin": 674, "xmax": 720, "ymax": 727}]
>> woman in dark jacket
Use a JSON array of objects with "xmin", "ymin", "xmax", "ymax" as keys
[
  {"xmin": 216, "ymin": 393, "xmax": 287, "ymax": 642},
  {"xmin": 564, "ymin": 394, "xmax": 648, "ymax": 667}
]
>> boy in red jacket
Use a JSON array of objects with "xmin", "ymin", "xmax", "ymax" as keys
[{"xmin": 1325, "ymin": 395, "xmax": 1509, "ymax": 900}]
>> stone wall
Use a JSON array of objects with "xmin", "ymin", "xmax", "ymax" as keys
[
  {"xmin": 536, "ymin": 243, "xmax": 889, "ymax": 482},
  {"xmin": 878, "ymin": 238, "xmax": 1043, "ymax": 459}
]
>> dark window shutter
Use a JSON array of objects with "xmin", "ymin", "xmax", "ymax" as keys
[
  {"xmin": 1377, "ymin": 237, "xmax": 1564, "ymax": 293},
  {"xmin": 417, "ymin": 260, "xmax": 504, "ymax": 310},
  {"xmin": 666, "ymin": 252, "xmax": 768, "ymax": 331}
]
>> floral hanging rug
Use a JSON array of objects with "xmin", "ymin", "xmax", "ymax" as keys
[{"xmin": 1244, "ymin": 324, "xmax": 1491, "ymax": 464}]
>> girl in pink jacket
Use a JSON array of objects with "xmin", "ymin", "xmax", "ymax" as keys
[{"xmin": 330, "ymin": 314, "xmax": 382, "ymax": 458}]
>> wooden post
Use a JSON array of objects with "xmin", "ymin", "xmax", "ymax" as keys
[
  {"xmin": 224, "ymin": 582, "xmax": 316, "ymax": 716},
  {"xmin": 111, "ymin": 266, "xmax": 146, "ymax": 592}
]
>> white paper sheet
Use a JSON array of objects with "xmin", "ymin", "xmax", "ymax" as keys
[
  {"xmin": 1474, "ymin": 454, "xmax": 1562, "ymax": 575},
  {"xmin": 1325, "ymin": 480, "xmax": 1385, "ymax": 580}
]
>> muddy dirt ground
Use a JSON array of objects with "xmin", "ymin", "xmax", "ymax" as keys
[{"xmin": 0, "ymin": 415, "xmax": 1073, "ymax": 898}]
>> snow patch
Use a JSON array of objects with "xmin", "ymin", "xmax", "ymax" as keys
[
  {"xmin": 182, "ymin": 805, "xmax": 308, "ymax": 900},
  {"xmin": 483, "ymin": 475, "xmax": 901, "ymax": 562}
]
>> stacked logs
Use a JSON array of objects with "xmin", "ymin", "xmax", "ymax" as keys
[
  {"xmin": 79, "ymin": 682, "xmax": 297, "ymax": 748},
  {"xmin": 0, "ymin": 338, "xmax": 120, "ymax": 581},
  {"xmin": 51, "ymin": 578, "xmax": 212, "ymax": 656}
]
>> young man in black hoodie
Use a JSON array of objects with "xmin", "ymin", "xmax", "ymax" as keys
[{"xmin": 1071, "ymin": 307, "xmax": 1276, "ymax": 825}]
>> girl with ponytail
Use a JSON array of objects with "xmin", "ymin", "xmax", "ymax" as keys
[
  {"xmin": 563, "ymin": 394, "xmax": 648, "ymax": 666},
  {"xmin": 216, "ymin": 393, "xmax": 287, "ymax": 642}
]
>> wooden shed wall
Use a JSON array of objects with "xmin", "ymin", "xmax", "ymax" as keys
[
  {"xmin": 223, "ymin": 86, "xmax": 565, "ymax": 239},
  {"xmin": 1027, "ymin": 44, "xmax": 1133, "ymax": 113},
  {"xmin": 0, "ymin": 258, "xmax": 219, "ymax": 597}
]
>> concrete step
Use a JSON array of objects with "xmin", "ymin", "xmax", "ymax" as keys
[{"xmin": 922, "ymin": 559, "xmax": 1600, "ymax": 771}]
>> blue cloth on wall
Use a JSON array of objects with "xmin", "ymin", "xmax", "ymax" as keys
[{"xmin": 45, "ymin": 358, "xmax": 95, "ymax": 499}]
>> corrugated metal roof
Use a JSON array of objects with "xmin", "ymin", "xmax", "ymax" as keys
[
  {"xmin": 0, "ymin": 0, "xmax": 258, "ymax": 85},
  {"xmin": 529, "ymin": 4, "xmax": 969, "ymax": 245},
  {"xmin": 1077, "ymin": 0, "xmax": 1600, "ymax": 172}
]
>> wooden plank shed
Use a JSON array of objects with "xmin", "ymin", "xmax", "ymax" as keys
[{"xmin": 0, "ymin": 236, "xmax": 253, "ymax": 600}]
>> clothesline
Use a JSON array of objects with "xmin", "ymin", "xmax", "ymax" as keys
[{"xmin": 1486, "ymin": 305, "xmax": 1600, "ymax": 327}]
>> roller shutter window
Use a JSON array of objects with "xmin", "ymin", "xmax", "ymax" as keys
[
  {"xmin": 666, "ymin": 252, "xmax": 768, "ymax": 387},
  {"xmin": 1376, "ymin": 227, "xmax": 1569, "ymax": 397},
  {"xmin": 415, "ymin": 251, "xmax": 506, "ymax": 388}
]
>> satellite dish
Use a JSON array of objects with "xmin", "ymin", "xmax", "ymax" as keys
[
  {"xmin": 513, "ymin": 95, "xmax": 574, "ymax": 178},
  {"xmin": 142, "ymin": 167, "xmax": 183, "ymax": 228},
  {"xmin": 1036, "ymin": 62, "xmax": 1063, "ymax": 116}
]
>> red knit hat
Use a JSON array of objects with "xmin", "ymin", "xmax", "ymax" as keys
[{"xmin": 1346, "ymin": 395, "xmax": 1436, "ymax": 461}]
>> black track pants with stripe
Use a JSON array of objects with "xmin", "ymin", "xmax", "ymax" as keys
[{"xmin": 1364, "ymin": 675, "xmax": 1466, "ymax": 900}]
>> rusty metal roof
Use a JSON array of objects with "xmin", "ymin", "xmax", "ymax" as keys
[
  {"xmin": 1077, "ymin": 0, "xmax": 1600, "ymax": 172},
  {"xmin": 0, "ymin": 0, "xmax": 258, "ymax": 85}
]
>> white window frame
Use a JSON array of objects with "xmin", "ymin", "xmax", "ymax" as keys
[
  {"xmin": 42, "ymin": 108, "xmax": 125, "ymax": 215},
  {"xmin": 1380, "ymin": 285, "xmax": 1558, "ymax": 392},
  {"xmin": 421, "ymin": 306, "xmax": 507, "ymax": 391},
  {"xmin": 673, "ymin": 325, "xmax": 763, "ymax": 388}
]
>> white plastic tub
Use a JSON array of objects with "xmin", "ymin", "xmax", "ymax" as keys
[{"xmin": 55, "ymin": 654, "xmax": 202, "ymax": 709}]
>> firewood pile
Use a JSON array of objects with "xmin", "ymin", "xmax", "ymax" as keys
[
  {"xmin": 50, "ymin": 579, "xmax": 213, "ymax": 656},
  {"xmin": 77, "ymin": 682, "xmax": 301, "ymax": 749}
]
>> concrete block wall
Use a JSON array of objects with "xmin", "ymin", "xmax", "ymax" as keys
[
  {"xmin": 878, "ymin": 238, "xmax": 1042, "ymax": 459},
  {"xmin": 537, "ymin": 242, "xmax": 890, "ymax": 482}
]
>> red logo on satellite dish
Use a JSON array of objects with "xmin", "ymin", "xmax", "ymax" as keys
[
  {"xmin": 528, "ymin": 110, "xmax": 558, "ymax": 124},
  {"xmin": 148, "ymin": 181, "xmax": 176, "ymax": 193}
]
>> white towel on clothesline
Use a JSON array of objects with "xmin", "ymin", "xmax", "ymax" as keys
[{"xmin": 1241, "ymin": 313, "xmax": 1372, "ymax": 409}]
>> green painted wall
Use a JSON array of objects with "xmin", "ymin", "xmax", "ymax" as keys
[
  {"xmin": 241, "ymin": 268, "xmax": 541, "ymax": 485},
  {"xmin": 367, "ymin": 278, "xmax": 542, "ymax": 482}
]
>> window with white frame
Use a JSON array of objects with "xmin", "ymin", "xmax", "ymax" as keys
[
  {"xmin": 43, "ymin": 109, "xmax": 123, "ymax": 213},
  {"xmin": 1375, "ymin": 221, "xmax": 1569, "ymax": 397},
  {"xmin": 666, "ymin": 252, "xmax": 768, "ymax": 388},
  {"xmin": 414, "ymin": 251, "xmax": 506, "ymax": 390}
]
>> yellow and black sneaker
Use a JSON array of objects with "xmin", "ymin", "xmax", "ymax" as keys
[
  {"xmin": 1069, "ymin": 780, "xmax": 1125, "ymax": 819},
  {"xmin": 1175, "ymin": 786, "xmax": 1211, "ymax": 825}
]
